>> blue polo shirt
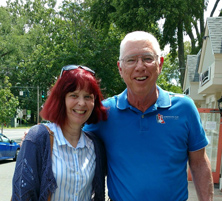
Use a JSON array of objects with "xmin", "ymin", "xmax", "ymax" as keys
[{"xmin": 84, "ymin": 86, "xmax": 208, "ymax": 201}]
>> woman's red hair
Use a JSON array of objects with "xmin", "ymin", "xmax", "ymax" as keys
[{"xmin": 40, "ymin": 68, "xmax": 107, "ymax": 128}]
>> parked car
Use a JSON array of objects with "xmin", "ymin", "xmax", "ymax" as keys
[{"xmin": 0, "ymin": 133, "xmax": 20, "ymax": 161}]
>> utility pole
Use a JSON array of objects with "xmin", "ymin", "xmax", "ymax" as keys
[
  {"xmin": 37, "ymin": 85, "xmax": 39, "ymax": 123},
  {"xmin": 12, "ymin": 85, "xmax": 41, "ymax": 124}
]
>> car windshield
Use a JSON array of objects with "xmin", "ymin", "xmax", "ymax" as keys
[{"xmin": 1, "ymin": 135, "xmax": 10, "ymax": 143}]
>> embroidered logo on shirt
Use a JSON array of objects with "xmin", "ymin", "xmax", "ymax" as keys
[
  {"xmin": 156, "ymin": 113, "xmax": 165, "ymax": 124},
  {"xmin": 156, "ymin": 114, "xmax": 179, "ymax": 124}
]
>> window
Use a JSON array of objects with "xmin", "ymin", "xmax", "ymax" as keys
[
  {"xmin": 183, "ymin": 87, "xmax": 190, "ymax": 95},
  {"xmin": 200, "ymin": 66, "xmax": 211, "ymax": 86}
]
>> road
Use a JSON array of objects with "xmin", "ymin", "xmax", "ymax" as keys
[
  {"xmin": 1, "ymin": 128, "xmax": 27, "ymax": 201},
  {"xmin": 0, "ymin": 160, "xmax": 16, "ymax": 201},
  {"xmin": 3, "ymin": 128, "xmax": 29, "ymax": 143}
]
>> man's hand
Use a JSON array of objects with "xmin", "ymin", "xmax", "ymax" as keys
[{"xmin": 20, "ymin": 130, "xmax": 29, "ymax": 146}]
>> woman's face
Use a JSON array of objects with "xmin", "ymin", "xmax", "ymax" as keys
[{"xmin": 65, "ymin": 88, "xmax": 95, "ymax": 127}]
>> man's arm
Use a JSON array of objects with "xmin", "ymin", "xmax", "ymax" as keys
[{"xmin": 188, "ymin": 148, "xmax": 214, "ymax": 201}]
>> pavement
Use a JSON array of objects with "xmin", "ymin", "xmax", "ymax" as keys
[{"xmin": 188, "ymin": 181, "xmax": 222, "ymax": 200}]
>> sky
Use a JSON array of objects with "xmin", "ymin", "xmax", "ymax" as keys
[{"xmin": 204, "ymin": 0, "xmax": 222, "ymax": 20}]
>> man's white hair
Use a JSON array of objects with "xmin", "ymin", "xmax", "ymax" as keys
[{"xmin": 119, "ymin": 31, "xmax": 161, "ymax": 61}]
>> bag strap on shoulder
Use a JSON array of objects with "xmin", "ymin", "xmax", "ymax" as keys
[{"xmin": 43, "ymin": 125, "xmax": 54, "ymax": 156}]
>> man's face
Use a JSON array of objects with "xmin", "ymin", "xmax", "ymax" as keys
[{"xmin": 117, "ymin": 40, "xmax": 163, "ymax": 97}]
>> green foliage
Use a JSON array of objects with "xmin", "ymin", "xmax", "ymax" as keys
[
  {"xmin": 87, "ymin": 0, "xmax": 207, "ymax": 88},
  {"xmin": 89, "ymin": 0, "xmax": 161, "ymax": 38},
  {"xmin": 160, "ymin": 0, "xmax": 205, "ymax": 54},
  {"xmin": 0, "ymin": 76, "xmax": 19, "ymax": 130},
  {"xmin": 3, "ymin": 0, "xmax": 208, "ymax": 121},
  {"xmin": 0, "ymin": 0, "xmax": 126, "ymax": 117},
  {"xmin": 157, "ymin": 54, "xmax": 182, "ymax": 93}
]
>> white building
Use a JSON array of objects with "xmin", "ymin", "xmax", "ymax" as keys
[{"xmin": 183, "ymin": 17, "xmax": 222, "ymax": 187}]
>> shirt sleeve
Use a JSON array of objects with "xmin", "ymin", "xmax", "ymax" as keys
[{"xmin": 185, "ymin": 98, "xmax": 209, "ymax": 152}]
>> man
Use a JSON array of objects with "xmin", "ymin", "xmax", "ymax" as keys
[{"xmin": 84, "ymin": 31, "xmax": 214, "ymax": 200}]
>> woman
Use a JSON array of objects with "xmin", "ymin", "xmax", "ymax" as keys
[{"xmin": 12, "ymin": 65, "xmax": 107, "ymax": 201}]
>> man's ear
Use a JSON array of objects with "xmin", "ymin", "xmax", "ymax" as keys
[
  {"xmin": 117, "ymin": 61, "xmax": 123, "ymax": 78},
  {"xmin": 159, "ymin": 57, "xmax": 164, "ymax": 73}
]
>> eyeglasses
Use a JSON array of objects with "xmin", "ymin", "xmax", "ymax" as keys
[
  {"xmin": 60, "ymin": 65, "xmax": 95, "ymax": 77},
  {"xmin": 120, "ymin": 53, "xmax": 158, "ymax": 68}
]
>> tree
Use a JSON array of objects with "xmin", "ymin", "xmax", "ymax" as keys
[
  {"xmin": 157, "ymin": 53, "xmax": 182, "ymax": 93},
  {"xmin": 1, "ymin": 0, "xmax": 59, "ymax": 119},
  {"xmin": 160, "ymin": 0, "xmax": 207, "ymax": 87},
  {"xmin": 88, "ymin": 0, "xmax": 161, "ymax": 38},
  {"xmin": 0, "ymin": 0, "xmax": 125, "ymax": 118},
  {"xmin": 0, "ymin": 76, "xmax": 19, "ymax": 133},
  {"xmin": 87, "ymin": 0, "xmax": 220, "ymax": 88},
  {"xmin": 2, "ymin": 0, "xmax": 202, "ymax": 121}
]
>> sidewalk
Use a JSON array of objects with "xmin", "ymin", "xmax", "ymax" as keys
[{"xmin": 188, "ymin": 181, "xmax": 222, "ymax": 201}]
